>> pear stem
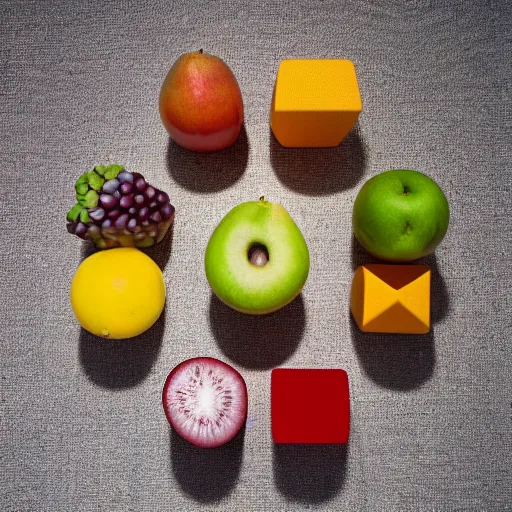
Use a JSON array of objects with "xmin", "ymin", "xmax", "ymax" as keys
[
  {"xmin": 259, "ymin": 196, "xmax": 265, "ymax": 201},
  {"xmin": 199, "ymin": 48, "xmax": 203, "ymax": 54}
]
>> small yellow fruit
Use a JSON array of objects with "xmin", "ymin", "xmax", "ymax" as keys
[{"xmin": 71, "ymin": 248, "xmax": 165, "ymax": 339}]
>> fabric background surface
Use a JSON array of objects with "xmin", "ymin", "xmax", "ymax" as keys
[{"xmin": 1, "ymin": 1, "xmax": 511, "ymax": 510}]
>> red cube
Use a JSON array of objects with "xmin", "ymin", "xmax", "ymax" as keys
[{"xmin": 271, "ymin": 368, "xmax": 350, "ymax": 444}]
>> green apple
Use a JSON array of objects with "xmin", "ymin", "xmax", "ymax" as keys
[
  {"xmin": 205, "ymin": 198, "xmax": 310, "ymax": 314},
  {"xmin": 353, "ymin": 170, "xmax": 449, "ymax": 261}
]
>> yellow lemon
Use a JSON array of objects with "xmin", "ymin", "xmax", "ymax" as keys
[{"xmin": 71, "ymin": 248, "xmax": 165, "ymax": 339}]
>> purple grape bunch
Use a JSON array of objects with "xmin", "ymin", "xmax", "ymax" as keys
[{"xmin": 66, "ymin": 165, "xmax": 175, "ymax": 249}]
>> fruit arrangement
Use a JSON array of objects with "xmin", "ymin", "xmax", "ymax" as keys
[
  {"xmin": 65, "ymin": 52, "xmax": 451, "ymax": 452},
  {"xmin": 66, "ymin": 164, "xmax": 175, "ymax": 249}
]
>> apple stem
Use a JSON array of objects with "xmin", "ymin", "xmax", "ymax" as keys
[
  {"xmin": 259, "ymin": 196, "xmax": 265, "ymax": 201},
  {"xmin": 199, "ymin": 48, "xmax": 203, "ymax": 54}
]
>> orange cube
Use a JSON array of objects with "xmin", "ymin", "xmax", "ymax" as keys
[
  {"xmin": 351, "ymin": 264, "xmax": 431, "ymax": 334},
  {"xmin": 270, "ymin": 59, "xmax": 362, "ymax": 147}
]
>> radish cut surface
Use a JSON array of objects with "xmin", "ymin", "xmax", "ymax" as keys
[{"xmin": 163, "ymin": 357, "xmax": 248, "ymax": 448}]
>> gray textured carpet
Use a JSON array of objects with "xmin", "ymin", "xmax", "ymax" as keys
[{"xmin": 1, "ymin": 1, "xmax": 511, "ymax": 510}]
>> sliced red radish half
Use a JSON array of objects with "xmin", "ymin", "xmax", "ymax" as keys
[{"xmin": 162, "ymin": 357, "xmax": 248, "ymax": 448}]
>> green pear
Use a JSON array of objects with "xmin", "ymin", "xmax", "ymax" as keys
[{"xmin": 205, "ymin": 198, "xmax": 310, "ymax": 314}]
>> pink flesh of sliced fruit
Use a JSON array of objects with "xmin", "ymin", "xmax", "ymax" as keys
[{"xmin": 162, "ymin": 357, "xmax": 248, "ymax": 448}]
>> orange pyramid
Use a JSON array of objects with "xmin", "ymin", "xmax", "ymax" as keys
[{"xmin": 350, "ymin": 264, "xmax": 431, "ymax": 334}]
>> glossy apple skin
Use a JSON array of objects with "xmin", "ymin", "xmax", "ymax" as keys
[
  {"xmin": 159, "ymin": 51, "xmax": 244, "ymax": 152},
  {"xmin": 205, "ymin": 200, "xmax": 310, "ymax": 315},
  {"xmin": 353, "ymin": 170, "xmax": 449, "ymax": 262}
]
